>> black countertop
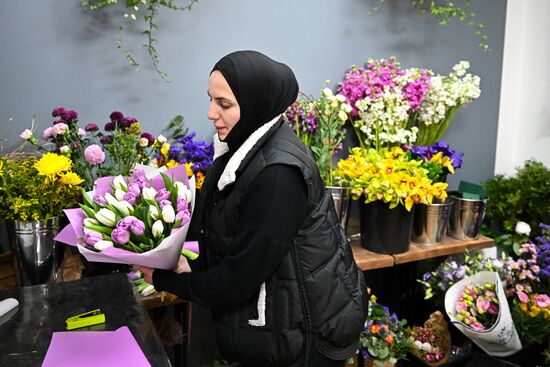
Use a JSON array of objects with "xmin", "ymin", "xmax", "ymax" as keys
[{"xmin": 0, "ymin": 273, "xmax": 171, "ymax": 366}]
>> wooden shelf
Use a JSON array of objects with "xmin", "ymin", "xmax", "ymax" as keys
[{"xmin": 351, "ymin": 234, "xmax": 495, "ymax": 271}]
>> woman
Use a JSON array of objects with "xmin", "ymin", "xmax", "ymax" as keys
[{"xmin": 136, "ymin": 50, "xmax": 367, "ymax": 367}]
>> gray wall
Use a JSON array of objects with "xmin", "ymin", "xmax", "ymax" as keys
[{"xmin": 0, "ymin": 0, "xmax": 506, "ymax": 190}]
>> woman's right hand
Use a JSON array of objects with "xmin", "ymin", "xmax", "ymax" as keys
[{"xmin": 175, "ymin": 255, "xmax": 192, "ymax": 274}]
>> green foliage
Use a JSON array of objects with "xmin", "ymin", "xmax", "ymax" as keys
[
  {"xmin": 484, "ymin": 160, "xmax": 550, "ymax": 237},
  {"xmin": 511, "ymin": 300, "xmax": 550, "ymax": 349},
  {"xmin": 160, "ymin": 115, "xmax": 189, "ymax": 143},
  {"xmin": 81, "ymin": 0, "xmax": 200, "ymax": 81}
]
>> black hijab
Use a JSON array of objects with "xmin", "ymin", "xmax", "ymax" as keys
[{"xmin": 211, "ymin": 50, "xmax": 299, "ymax": 152}]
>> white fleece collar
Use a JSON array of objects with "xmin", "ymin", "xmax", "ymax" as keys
[{"xmin": 217, "ymin": 116, "xmax": 280, "ymax": 191}]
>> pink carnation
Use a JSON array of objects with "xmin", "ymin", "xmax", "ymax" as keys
[
  {"xmin": 43, "ymin": 127, "xmax": 54, "ymax": 139},
  {"xmin": 84, "ymin": 144, "xmax": 105, "ymax": 165},
  {"xmin": 517, "ymin": 290, "xmax": 529, "ymax": 303},
  {"xmin": 533, "ymin": 294, "xmax": 550, "ymax": 308},
  {"xmin": 52, "ymin": 123, "xmax": 68, "ymax": 136}
]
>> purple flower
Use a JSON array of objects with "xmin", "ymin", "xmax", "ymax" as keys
[
  {"xmin": 176, "ymin": 209, "xmax": 191, "ymax": 225},
  {"xmin": 62, "ymin": 109, "xmax": 78, "ymax": 121},
  {"xmin": 85, "ymin": 123, "xmax": 99, "ymax": 132},
  {"xmin": 111, "ymin": 227, "xmax": 130, "ymax": 245},
  {"xmin": 110, "ymin": 111, "xmax": 124, "ymax": 122},
  {"xmin": 52, "ymin": 106, "xmax": 65, "ymax": 117},
  {"xmin": 130, "ymin": 219, "xmax": 145, "ymax": 236},
  {"xmin": 155, "ymin": 189, "xmax": 171, "ymax": 202},
  {"xmin": 122, "ymin": 116, "xmax": 137, "ymax": 129},
  {"xmin": 104, "ymin": 122, "xmax": 116, "ymax": 131},
  {"xmin": 176, "ymin": 197, "xmax": 188, "ymax": 212},
  {"xmin": 127, "ymin": 183, "xmax": 141, "ymax": 197},
  {"xmin": 116, "ymin": 216, "xmax": 137, "ymax": 230},
  {"xmin": 100, "ymin": 135, "xmax": 112, "ymax": 144},
  {"xmin": 84, "ymin": 144, "xmax": 106, "ymax": 165},
  {"xmin": 159, "ymin": 199, "xmax": 172, "ymax": 208},
  {"xmin": 43, "ymin": 127, "xmax": 54, "ymax": 139},
  {"xmin": 123, "ymin": 192, "xmax": 137, "ymax": 205},
  {"xmin": 83, "ymin": 231, "xmax": 103, "ymax": 246},
  {"xmin": 93, "ymin": 194, "xmax": 107, "ymax": 206},
  {"xmin": 140, "ymin": 132, "xmax": 155, "ymax": 146},
  {"xmin": 53, "ymin": 119, "xmax": 67, "ymax": 125},
  {"xmin": 133, "ymin": 176, "xmax": 149, "ymax": 189}
]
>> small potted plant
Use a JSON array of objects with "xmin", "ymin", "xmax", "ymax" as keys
[
  {"xmin": 409, "ymin": 311, "xmax": 452, "ymax": 366},
  {"xmin": 334, "ymin": 146, "xmax": 448, "ymax": 254}
]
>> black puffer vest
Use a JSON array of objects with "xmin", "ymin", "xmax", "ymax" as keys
[{"xmin": 195, "ymin": 120, "xmax": 368, "ymax": 366}]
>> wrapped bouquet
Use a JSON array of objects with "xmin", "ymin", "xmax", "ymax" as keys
[{"xmin": 55, "ymin": 164, "xmax": 195, "ymax": 269}]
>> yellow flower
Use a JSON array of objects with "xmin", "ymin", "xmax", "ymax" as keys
[
  {"xmin": 0, "ymin": 160, "xmax": 3, "ymax": 176},
  {"xmin": 196, "ymin": 172, "xmax": 205, "ymax": 190},
  {"xmin": 165, "ymin": 159, "xmax": 178, "ymax": 169},
  {"xmin": 58, "ymin": 172, "xmax": 84, "ymax": 186},
  {"xmin": 160, "ymin": 143, "xmax": 171, "ymax": 157},
  {"xmin": 184, "ymin": 162, "xmax": 194, "ymax": 177},
  {"xmin": 34, "ymin": 153, "xmax": 72, "ymax": 176}
]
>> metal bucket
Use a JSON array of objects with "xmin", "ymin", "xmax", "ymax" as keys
[
  {"xmin": 327, "ymin": 186, "xmax": 351, "ymax": 233},
  {"xmin": 448, "ymin": 195, "xmax": 488, "ymax": 240},
  {"xmin": 7, "ymin": 217, "xmax": 61, "ymax": 285},
  {"xmin": 412, "ymin": 198, "xmax": 453, "ymax": 245}
]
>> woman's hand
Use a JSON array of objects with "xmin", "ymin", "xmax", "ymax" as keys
[{"xmin": 133, "ymin": 256, "xmax": 191, "ymax": 284}]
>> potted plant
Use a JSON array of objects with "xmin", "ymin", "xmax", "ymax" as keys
[
  {"xmin": 334, "ymin": 146, "xmax": 448, "ymax": 254},
  {"xmin": 0, "ymin": 152, "xmax": 83, "ymax": 284}
]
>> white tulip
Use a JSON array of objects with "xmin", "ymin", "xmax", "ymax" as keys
[
  {"xmin": 113, "ymin": 175, "xmax": 128, "ymax": 190},
  {"xmin": 515, "ymin": 221, "xmax": 531, "ymax": 236},
  {"xmin": 112, "ymin": 200, "xmax": 133, "ymax": 216},
  {"xmin": 149, "ymin": 205, "xmax": 159, "ymax": 220},
  {"xmin": 141, "ymin": 284, "xmax": 156, "ymax": 296},
  {"xmin": 174, "ymin": 182, "xmax": 191, "ymax": 203},
  {"xmin": 83, "ymin": 228, "xmax": 102, "ymax": 237},
  {"xmin": 95, "ymin": 208, "xmax": 116, "ymax": 227},
  {"xmin": 94, "ymin": 240, "xmax": 114, "ymax": 251},
  {"xmin": 161, "ymin": 205, "xmax": 175, "ymax": 223},
  {"xmin": 83, "ymin": 218, "xmax": 99, "ymax": 227},
  {"xmin": 142, "ymin": 187, "xmax": 158, "ymax": 201},
  {"xmin": 114, "ymin": 188, "xmax": 126, "ymax": 201},
  {"xmin": 152, "ymin": 220, "xmax": 164, "ymax": 238},
  {"xmin": 104, "ymin": 193, "xmax": 119, "ymax": 206}
]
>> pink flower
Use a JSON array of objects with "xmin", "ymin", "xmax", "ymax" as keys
[
  {"xmin": 517, "ymin": 290, "xmax": 529, "ymax": 303},
  {"xmin": 52, "ymin": 123, "xmax": 68, "ymax": 136},
  {"xmin": 43, "ymin": 127, "xmax": 54, "ymax": 139},
  {"xmin": 456, "ymin": 301, "xmax": 468, "ymax": 313},
  {"xmin": 78, "ymin": 128, "xmax": 86, "ymax": 137},
  {"xmin": 20, "ymin": 129, "xmax": 33, "ymax": 140},
  {"xmin": 533, "ymin": 294, "xmax": 550, "ymax": 308},
  {"xmin": 476, "ymin": 298, "xmax": 491, "ymax": 313},
  {"xmin": 487, "ymin": 303, "xmax": 499, "ymax": 315},
  {"xmin": 84, "ymin": 144, "xmax": 105, "ymax": 165}
]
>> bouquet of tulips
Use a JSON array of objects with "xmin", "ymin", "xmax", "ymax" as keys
[{"xmin": 55, "ymin": 164, "xmax": 195, "ymax": 269}]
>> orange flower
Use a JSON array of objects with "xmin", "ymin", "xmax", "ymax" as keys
[
  {"xmin": 370, "ymin": 325, "xmax": 381, "ymax": 333},
  {"xmin": 385, "ymin": 334, "xmax": 394, "ymax": 345}
]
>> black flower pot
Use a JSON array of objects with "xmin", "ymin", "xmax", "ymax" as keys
[{"xmin": 359, "ymin": 200, "xmax": 414, "ymax": 254}]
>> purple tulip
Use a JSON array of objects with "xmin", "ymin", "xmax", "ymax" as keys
[
  {"xmin": 111, "ymin": 227, "xmax": 130, "ymax": 245},
  {"xmin": 133, "ymin": 176, "xmax": 149, "ymax": 189},
  {"xmin": 85, "ymin": 123, "xmax": 99, "ymax": 132},
  {"xmin": 176, "ymin": 197, "xmax": 188, "ymax": 212},
  {"xmin": 127, "ymin": 183, "xmax": 141, "ymax": 197},
  {"xmin": 110, "ymin": 111, "xmax": 124, "ymax": 122},
  {"xmin": 93, "ymin": 194, "xmax": 107, "ymax": 206},
  {"xmin": 159, "ymin": 199, "xmax": 172, "ymax": 208},
  {"xmin": 175, "ymin": 209, "xmax": 191, "ymax": 225},
  {"xmin": 83, "ymin": 231, "xmax": 103, "ymax": 246},
  {"xmin": 130, "ymin": 219, "xmax": 145, "ymax": 236},
  {"xmin": 116, "ymin": 216, "xmax": 138, "ymax": 230},
  {"xmin": 123, "ymin": 192, "xmax": 137, "ymax": 205},
  {"xmin": 155, "ymin": 189, "xmax": 171, "ymax": 202}
]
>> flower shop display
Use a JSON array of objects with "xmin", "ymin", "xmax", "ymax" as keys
[
  {"xmin": 403, "ymin": 141, "xmax": 463, "ymax": 183},
  {"xmin": 338, "ymin": 58, "xmax": 430, "ymax": 150},
  {"xmin": 335, "ymin": 146, "xmax": 448, "ymax": 253},
  {"xmin": 444, "ymin": 271, "xmax": 522, "ymax": 356},
  {"xmin": 447, "ymin": 191, "xmax": 488, "ymax": 240},
  {"xmin": 409, "ymin": 311, "xmax": 451, "ymax": 366},
  {"xmin": 360, "ymin": 291, "xmax": 411, "ymax": 366},
  {"xmin": 484, "ymin": 159, "xmax": 550, "ymax": 240},
  {"xmin": 20, "ymin": 106, "xmax": 155, "ymax": 190},
  {"xmin": 0, "ymin": 153, "xmax": 84, "ymax": 285},
  {"xmin": 151, "ymin": 131, "xmax": 214, "ymax": 190},
  {"xmin": 55, "ymin": 164, "xmax": 195, "ymax": 269},
  {"xmin": 412, "ymin": 61, "xmax": 481, "ymax": 146}
]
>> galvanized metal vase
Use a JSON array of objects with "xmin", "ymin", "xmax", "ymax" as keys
[
  {"xmin": 448, "ymin": 194, "xmax": 488, "ymax": 240},
  {"xmin": 327, "ymin": 186, "xmax": 351, "ymax": 233},
  {"xmin": 6, "ymin": 217, "xmax": 62, "ymax": 285},
  {"xmin": 412, "ymin": 198, "xmax": 454, "ymax": 245}
]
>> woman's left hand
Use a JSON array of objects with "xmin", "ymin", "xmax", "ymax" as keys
[{"xmin": 134, "ymin": 265, "xmax": 154, "ymax": 284}]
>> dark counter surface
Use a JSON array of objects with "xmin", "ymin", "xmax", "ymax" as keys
[{"xmin": 0, "ymin": 273, "xmax": 171, "ymax": 366}]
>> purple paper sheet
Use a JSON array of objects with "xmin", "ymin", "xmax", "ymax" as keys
[{"xmin": 42, "ymin": 326, "xmax": 151, "ymax": 367}]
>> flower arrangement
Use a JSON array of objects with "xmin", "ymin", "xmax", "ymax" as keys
[
  {"xmin": 283, "ymin": 88, "xmax": 351, "ymax": 186},
  {"xmin": 452, "ymin": 282, "xmax": 500, "ymax": 331},
  {"xmin": 56, "ymin": 165, "xmax": 194, "ymax": 269},
  {"xmin": 0, "ymin": 153, "xmax": 83, "ymax": 221},
  {"xmin": 338, "ymin": 58, "xmax": 431, "ymax": 150},
  {"xmin": 334, "ymin": 146, "xmax": 448, "ymax": 211},
  {"xmin": 360, "ymin": 290, "xmax": 411, "ymax": 366},
  {"xmin": 409, "ymin": 311, "xmax": 451, "ymax": 366},
  {"xmin": 152, "ymin": 132, "xmax": 214, "ymax": 190},
  {"xmin": 21, "ymin": 106, "xmax": 155, "ymax": 190},
  {"xmin": 413, "ymin": 61, "xmax": 481, "ymax": 146},
  {"xmin": 403, "ymin": 141, "xmax": 463, "ymax": 182}
]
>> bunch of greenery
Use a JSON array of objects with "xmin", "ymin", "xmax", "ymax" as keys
[
  {"xmin": 484, "ymin": 160, "xmax": 550, "ymax": 237},
  {"xmin": 0, "ymin": 153, "xmax": 83, "ymax": 221}
]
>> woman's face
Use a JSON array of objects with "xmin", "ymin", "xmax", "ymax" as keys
[{"xmin": 207, "ymin": 70, "xmax": 240, "ymax": 141}]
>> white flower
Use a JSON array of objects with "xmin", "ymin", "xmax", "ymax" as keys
[
  {"xmin": 149, "ymin": 205, "xmax": 159, "ymax": 220},
  {"xmin": 156, "ymin": 134, "xmax": 167, "ymax": 144},
  {"xmin": 338, "ymin": 110, "xmax": 348, "ymax": 122},
  {"xmin": 114, "ymin": 188, "xmax": 126, "ymax": 201},
  {"xmin": 421, "ymin": 342, "xmax": 433, "ymax": 352},
  {"xmin": 141, "ymin": 284, "xmax": 156, "ymax": 296},
  {"xmin": 83, "ymin": 218, "xmax": 99, "ymax": 227},
  {"xmin": 83, "ymin": 228, "xmax": 102, "ymax": 237},
  {"xmin": 95, "ymin": 208, "xmax": 116, "ymax": 227},
  {"xmin": 413, "ymin": 340, "xmax": 423, "ymax": 350},
  {"xmin": 113, "ymin": 175, "xmax": 128, "ymax": 190},
  {"xmin": 161, "ymin": 205, "xmax": 175, "ymax": 223},
  {"xmin": 335, "ymin": 94, "xmax": 346, "ymax": 103},
  {"xmin": 112, "ymin": 200, "xmax": 133, "ymax": 216},
  {"xmin": 152, "ymin": 220, "xmax": 164, "ymax": 238},
  {"xmin": 59, "ymin": 145, "xmax": 70, "ymax": 153},
  {"xmin": 94, "ymin": 240, "xmax": 114, "ymax": 251},
  {"xmin": 104, "ymin": 193, "xmax": 119, "ymax": 206},
  {"xmin": 78, "ymin": 128, "xmax": 86, "ymax": 137},
  {"xmin": 20, "ymin": 129, "xmax": 33, "ymax": 140},
  {"xmin": 139, "ymin": 137, "xmax": 149, "ymax": 147},
  {"xmin": 322, "ymin": 87, "xmax": 333, "ymax": 97},
  {"xmin": 174, "ymin": 182, "xmax": 191, "ymax": 203},
  {"xmin": 515, "ymin": 221, "xmax": 531, "ymax": 236},
  {"xmin": 142, "ymin": 187, "xmax": 158, "ymax": 201}
]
